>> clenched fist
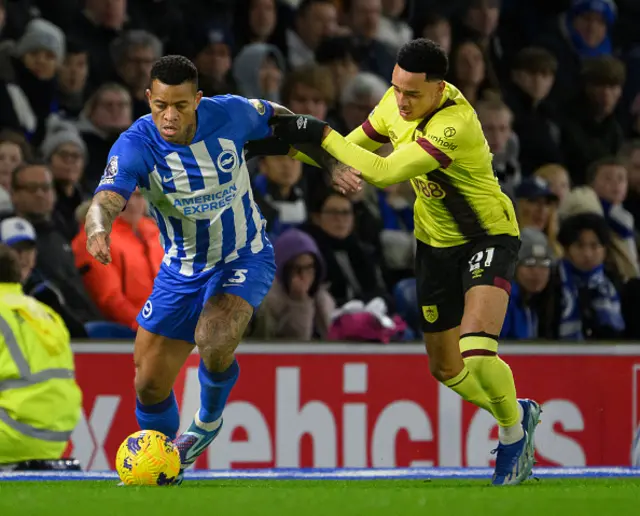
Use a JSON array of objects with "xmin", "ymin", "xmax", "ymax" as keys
[{"xmin": 87, "ymin": 231, "xmax": 112, "ymax": 265}]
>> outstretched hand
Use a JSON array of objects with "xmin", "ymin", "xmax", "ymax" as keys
[
  {"xmin": 332, "ymin": 164, "xmax": 362, "ymax": 195},
  {"xmin": 87, "ymin": 231, "xmax": 111, "ymax": 265}
]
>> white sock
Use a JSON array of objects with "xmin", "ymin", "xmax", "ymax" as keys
[
  {"xmin": 194, "ymin": 411, "xmax": 222, "ymax": 432},
  {"xmin": 498, "ymin": 402, "xmax": 524, "ymax": 445}
]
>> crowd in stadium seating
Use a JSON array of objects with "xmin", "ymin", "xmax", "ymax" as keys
[{"xmin": 0, "ymin": 0, "xmax": 639, "ymax": 342}]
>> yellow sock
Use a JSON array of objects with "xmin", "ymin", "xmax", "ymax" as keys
[
  {"xmin": 442, "ymin": 366, "xmax": 493, "ymax": 413},
  {"xmin": 460, "ymin": 334, "xmax": 520, "ymax": 428}
]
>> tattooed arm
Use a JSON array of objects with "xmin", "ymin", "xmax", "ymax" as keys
[
  {"xmin": 85, "ymin": 190, "xmax": 127, "ymax": 265},
  {"xmin": 268, "ymin": 102, "xmax": 360, "ymax": 191}
]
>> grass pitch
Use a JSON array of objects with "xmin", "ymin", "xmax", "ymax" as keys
[{"xmin": 1, "ymin": 478, "xmax": 639, "ymax": 516}]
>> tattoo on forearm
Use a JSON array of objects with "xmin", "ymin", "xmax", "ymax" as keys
[
  {"xmin": 85, "ymin": 190, "xmax": 126, "ymax": 238},
  {"xmin": 293, "ymin": 144, "xmax": 336, "ymax": 168}
]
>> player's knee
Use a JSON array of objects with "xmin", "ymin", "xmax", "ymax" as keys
[
  {"xmin": 429, "ymin": 361, "xmax": 462, "ymax": 383},
  {"xmin": 134, "ymin": 370, "xmax": 171, "ymax": 405}
]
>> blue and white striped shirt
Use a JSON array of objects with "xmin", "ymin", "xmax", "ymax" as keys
[{"xmin": 95, "ymin": 95, "xmax": 274, "ymax": 280}]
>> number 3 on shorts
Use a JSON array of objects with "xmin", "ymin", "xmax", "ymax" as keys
[
  {"xmin": 228, "ymin": 269, "xmax": 248, "ymax": 284},
  {"xmin": 469, "ymin": 247, "xmax": 495, "ymax": 272}
]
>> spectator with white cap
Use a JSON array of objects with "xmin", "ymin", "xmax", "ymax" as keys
[
  {"xmin": 0, "ymin": 242, "xmax": 82, "ymax": 470},
  {"xmin": 0, "ymin": 216, "xmax": 88, "ymax": 337},
  {"xmin": 0, "ymin": 18, "xmax": 66, "ymax": 145},
  {"xmin": 40, "ymin": 120, "xmax": 88, "ymax": 241},
  {"xmin": 0, "ymin": 216, "xmax": 37, "ymax": 284}
]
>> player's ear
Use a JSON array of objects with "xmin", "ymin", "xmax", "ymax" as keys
[
  {"xmin": 145, "ymin": 89, "xmax": 151, "ymax": 104},
  {"xmin": 195, "ymin": 90, "xmax": 204, "ymax": 107}
]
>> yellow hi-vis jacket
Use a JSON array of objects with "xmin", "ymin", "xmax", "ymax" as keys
[{"xmin": 0, "ymin": 283, "xmax": 82, "ymax": 455}]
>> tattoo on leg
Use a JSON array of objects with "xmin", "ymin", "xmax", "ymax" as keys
[{"xmin": 195, "ymin": 294, "xmax": 253, "ymax": 372}]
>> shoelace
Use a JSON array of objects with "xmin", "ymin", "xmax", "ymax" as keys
[{"xmin": 491, "ymin": 443, "xmax": 519, "ymax": 477}]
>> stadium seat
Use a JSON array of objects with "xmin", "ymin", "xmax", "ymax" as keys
[
  {"xmin": 84, "ymin": 321, "xmax": 137, "ymax": 340},
  {"xmin": 393, "ymin": 278, "xmax": 419, "ymax": 335}
]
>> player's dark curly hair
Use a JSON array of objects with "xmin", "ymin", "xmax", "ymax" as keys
[
  {"xmin": 150, "ymin": 55, "xmax": 198, "ymax": 88},
  {"xmin": 397, "ymin": 38, "xmax": 448, "ymax": 81}
]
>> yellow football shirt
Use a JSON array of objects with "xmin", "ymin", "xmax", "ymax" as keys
[{"xmin": 320, "ymin": 82, "xmax": 519, "ymax": 248}]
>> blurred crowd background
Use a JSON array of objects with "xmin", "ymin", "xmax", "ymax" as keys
[{"xmin": 0, "ymin": 0, "xmax": 640, "ymax": 343}]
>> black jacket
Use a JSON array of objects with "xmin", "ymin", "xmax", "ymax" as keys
[
  {"xmin": 503, "ymin": 83, "xmax": 563, "ymax": 176},
  {"xmin": 30, "ymin": 218, "xmax": 101, "ymax": 324}
]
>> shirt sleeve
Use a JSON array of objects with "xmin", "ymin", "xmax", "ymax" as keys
[
  {"xmin": 223, "ymin": 95, "xmax": 274, "ymax": 142},
  {"xmin": 321, "ymin": 132, "xmax": 438, "ymax": 188},
  {"xmin": 94, "ymin": 134, "xmax": 148, "ymax": 200},
  {"xmin": 357, "ymin": 104, "xmax": 390, "ymax": 150},
  {"xmin": 321, "ymin": 108, "xmax": 466, "ymax": 188}
]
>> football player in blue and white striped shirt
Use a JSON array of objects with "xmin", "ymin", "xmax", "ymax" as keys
[{"xmin": 85, "ymin": 55, "xmax": 306, "ymax": 483}]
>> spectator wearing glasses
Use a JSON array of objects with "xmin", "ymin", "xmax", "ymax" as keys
[
  {"xmin": 40, "ymin": 122, "xmax": 88, "ymax": 241},
  {"xmin": 328, "ymin": 71, "xmax": 389, "ymax": 136},
  {"xmin": 8, "ymin": 162, "xmax": 100, "ymax": 324},
  {"xmin": 303, "ymin": 191, "xmax": 386, "ymax": 306},
  {"xmin": 76, "ymin": 83, "xmax": 133, "ymax": 192},
  {"xmin": 110, "ymin": 30, "xmax": 163, "ymax": 120},
  {"xmin": 500, "ymin": 228, "xmax": 553, "ymax": 340},
  {"xmin": 253, "ymin": 228, "xmax": 335, "ymax": 340}
]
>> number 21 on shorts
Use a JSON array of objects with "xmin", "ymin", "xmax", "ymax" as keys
[{"xmin": 469, "ymin": 247, "xmax": 495, "ymax": 272}]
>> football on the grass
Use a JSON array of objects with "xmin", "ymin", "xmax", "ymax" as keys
[{"xmin": 115, "ymin": 430, "xmax": 181, "ymax": 486}]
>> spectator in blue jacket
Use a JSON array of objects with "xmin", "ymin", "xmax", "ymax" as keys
[{"xmin": 501, "ymin": 228, "xmax": 553, "ymax": 340}]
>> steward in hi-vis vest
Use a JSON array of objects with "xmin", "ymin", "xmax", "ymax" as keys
[{"xmin": 0, "ymin": 244, "xmax": 82, "ymax": 465}]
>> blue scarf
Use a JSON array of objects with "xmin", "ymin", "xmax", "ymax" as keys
[
  {"xmin": 558, "ymin": 260, "xmax": 624, "ymax": 340},
  {"xmin": 600, "ymin": 199, "xmax": 635, "ymax": 239},
  {"xmin": 501, "ymin": 282, "xmax": 538, "ymax": 340}
]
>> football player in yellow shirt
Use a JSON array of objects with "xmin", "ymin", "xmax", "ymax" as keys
[{"xmin": 270, "ymin": 38, "xmax": 541, "ymax": 486}]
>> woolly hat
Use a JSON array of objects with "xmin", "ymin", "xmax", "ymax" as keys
[{"xmin": 15, "ymin": 19, "xmax": 66, "ymax": 63}]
